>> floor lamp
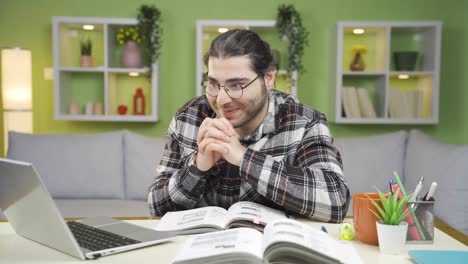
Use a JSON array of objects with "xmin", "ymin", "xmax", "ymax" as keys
[{"xmin": 1, "ymin": 48, "xmax": 33, "ymax": 154}]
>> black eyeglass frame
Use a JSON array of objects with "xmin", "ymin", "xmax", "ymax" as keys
[{"xmin": 202, "ymin": 74, "xmax": 261, "ymax": 99}]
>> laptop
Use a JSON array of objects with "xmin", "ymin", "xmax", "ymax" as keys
[{"xmin": 0, "ymin": 158, "xmax": 174, "ymax": 260}]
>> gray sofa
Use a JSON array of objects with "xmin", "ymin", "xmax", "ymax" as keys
[
  {"xmin": 2, "ymin": 130, "xmax": 166, "ymax": 218},
  {"xmin": 1, "ymin": 129, "xmax": 466, "ymax": 235}
]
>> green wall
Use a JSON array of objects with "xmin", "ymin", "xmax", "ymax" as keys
[{"xmin": 1, "ymin": 0, "xmax": 467, "ymax": 155}]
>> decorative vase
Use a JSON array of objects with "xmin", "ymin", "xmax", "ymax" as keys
[
  {"xmin": 80, "ymin": 55, "xmax": 93, "ymax": 67},
  {"xmin": 122, "ymin": 41, "xmax": 142, "ymax": 68},
  {"xmin": 376, "ymin": 221, "xmax": 408, "ymax": 255},
  {"xmin": 350, "ymin": 52, "xmax": 365, "ymax": 71},
  {"xmin": 133, "ymin": 88, "xmax": 146, "ymax": 115}
]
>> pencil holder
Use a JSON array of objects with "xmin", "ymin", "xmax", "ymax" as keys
[{"xmin": 405, "ymin": 200, "xmax": 435, "ymax": 244}]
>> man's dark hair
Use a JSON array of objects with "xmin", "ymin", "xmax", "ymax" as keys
[{"xmin": 203, "ymin": 29, "xmax": 274, "ymax": 76}]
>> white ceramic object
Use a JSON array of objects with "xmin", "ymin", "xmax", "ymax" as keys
[{"xmin": 376, "ymin": 221, "xmax": 408, "ymax": 255}]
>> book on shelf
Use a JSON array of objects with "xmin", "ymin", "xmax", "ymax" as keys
[
  {"xmin": 154, "ymin": 201, "xmax": 289, "ymax": 235},
  {"xmin": 389, "ymin": 87, "xmax": 424, "ymax": 119},
  {"xmin": 171, "ymin": 218, "xmax": 363, "ymax": 264},
  {"xmin": 356, "ymin": 87, "xmax": 377, "ymax": 118},
  {"xmin": 342, "ymin": 87, "xmax": 361, "ymax": 118}
]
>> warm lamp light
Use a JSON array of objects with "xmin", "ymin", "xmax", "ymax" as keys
[
  {"xmin": 1, "ymin": 48, "xmax": 33, "ymax": 153},
  {"xmin": 82, "ymin": 25, "xmax": 94, "ymax": 30},
  {"xmin": 218, "ymin": 27, "xmax": 228, "ymax": 33},
  {"xmin": 353, "ymin": 28, "xmax": 365, "ymax": 34},
  {"xmin": 398, "ymin": 74, "xmax": 410, "ymax": 80}
]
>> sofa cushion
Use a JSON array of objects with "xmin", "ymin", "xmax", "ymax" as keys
[
  {"xmin": 334, "ymin": 131, "xmax": 407, "ymax": 214},
  {"xmin": 124, "ymin": 131, "xmax": 166, "ymax": 200},
  {"xmin": 54, "ymin": 199, "xmax": 150, "ymax": 218},
  {"xmin": 405, "ymin": 130, "xmax": 468, "ymax": 235},
  {"xmin": 7, "ymin": 131, "xmax": 125, "ymax": 199}
]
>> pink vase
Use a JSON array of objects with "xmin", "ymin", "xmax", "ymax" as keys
[{"xmin": 122, "ymin": 41, "xmax": 142, "ymax": 68}]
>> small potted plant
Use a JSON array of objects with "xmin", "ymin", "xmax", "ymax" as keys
[
  {"xmin": 137, "ymin": 4, "xmax": 162, "ymax": 75},
  {"xmin": 367, "ymin": 190, "xmax": 410, "ymax": 254},
  {"xmin": 276, "ymin": 4, "xmax": 308, "ymax": 74},
  {"xmin": 80, "ymin": 38, "xmax": 93, "ymax": 67}
]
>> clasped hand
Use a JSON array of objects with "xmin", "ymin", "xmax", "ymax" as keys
[{"xmin": 195, "ymin": 117, "xmax": 246, "ymax": 171}]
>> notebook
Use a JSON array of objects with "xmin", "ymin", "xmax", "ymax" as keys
[
  {"xmin": 0, "ymin": 158, "xmax": 174, "ymax": 260},
  {"xmin": 409, "ymin": 250, "xmax": 468, "ymax": 264}
]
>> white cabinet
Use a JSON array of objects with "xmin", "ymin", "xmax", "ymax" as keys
[
  {"xmin": 52, "ymin": 16, "xmax": 158, "ymax": 122},
  {"xmin": 334, "ymin": 21, "xmax": 442, "ymax": 124},
  {"xmin": 196, "ymin": 20, "xmax": 297, "ymax": 97}
]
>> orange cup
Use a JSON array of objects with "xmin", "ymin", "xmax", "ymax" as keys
[{"xmin": 353, "ymin": 193, "xmax": 383, "ymax": 245}]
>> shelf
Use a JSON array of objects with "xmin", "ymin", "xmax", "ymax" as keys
[
  {"xmin": 196, "ymin": 20, "xmax": 297, "ymax": 97},
  {"xmin": 60, "ymin": 67, "xmax": 105, "ymax": 72},
  {"xmin": 53, "ymin": 16, "xmax": 159, "ymax": 122},
  {"xmin": 334, "ymin": 21, "xmax": 441, "ymax": 124}
]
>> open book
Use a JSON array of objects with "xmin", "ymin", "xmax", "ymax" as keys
[
  {"xmin": 154, "ymin": 201, "xmax": 288, "ymax": 235},
  {"xmin": 171, "ymin": 219, "xmax": 362, "ymax": 264}
]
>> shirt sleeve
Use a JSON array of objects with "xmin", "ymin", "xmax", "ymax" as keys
[
  {"xmin": 147, "ymin": 117, "xmax": 209, "ymax": 216},
  {"xmin": 239, "ymin": 118, "xmax": 350, "ymax": 223}
]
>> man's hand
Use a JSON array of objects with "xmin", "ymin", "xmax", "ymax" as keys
[{"xmin": 196, "ymin": 117, "xmax": 246, "ymax": 170}]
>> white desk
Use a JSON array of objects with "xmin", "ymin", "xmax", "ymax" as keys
[{"xmin": 0, "ymin": 219, "xmax": 466, "ymax": 263}]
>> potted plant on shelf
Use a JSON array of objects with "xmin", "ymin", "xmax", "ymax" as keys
[
  {"xmin": 116, "ymin": 26, "xmax": 143, "ymax": 68},
  {"xmin": 276, "ymin": 4, "xmax": 308, "ymax": 74},
  {"xmin": 137, "ymin": 4, "xmax": 162, "ymax": 76},
  {"xmin": 80, "ymin": 38, "xmax": 93, "ymax": 67},
  {"xmin": 367, "ymin": 190, "xmax": 410, "ymax": 255}
]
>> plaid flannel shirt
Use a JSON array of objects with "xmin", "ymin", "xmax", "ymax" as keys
[{"xmin": 148, "ymin": 90, "xmax": 349, "ymax": 222}]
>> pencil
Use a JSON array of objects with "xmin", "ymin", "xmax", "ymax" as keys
[{"xmin": 393, "ymin": 171, "xmax": 426, "ymax": 240}]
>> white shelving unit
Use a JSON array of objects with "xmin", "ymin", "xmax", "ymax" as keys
[
  {"xmin": 196, "ymin": 20, "xmax": 297, "ymax": 97},
  {"xmin": 334, "ymin": 21, "xmax": 442, "ymax": 124},
  {"xmin": 52, "ymin": 16, "xmax": 158, "ymax": 122}
]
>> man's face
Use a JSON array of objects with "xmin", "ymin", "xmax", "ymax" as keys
[{"xmin": 206, "ymin": 56, "xmax": 272, "ymax": 132}]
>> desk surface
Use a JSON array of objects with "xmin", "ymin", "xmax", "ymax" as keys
[{"xmin": 0, "ymin": 219, "xmax": 466, "ymax": 264}]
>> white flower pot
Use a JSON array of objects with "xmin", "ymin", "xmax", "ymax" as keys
[{"xmin": 376, "ymin": 221, "xmax": 408, "ymax": 255}]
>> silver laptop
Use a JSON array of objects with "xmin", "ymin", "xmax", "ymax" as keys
[{"xmin": 0, "ymin": 158, "xmax": 174, "ymax": 260}]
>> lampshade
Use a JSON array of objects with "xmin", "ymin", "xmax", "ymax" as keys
[{"xmin": 1, "ymin": 48, "xmax": 32, "ymax": 110}]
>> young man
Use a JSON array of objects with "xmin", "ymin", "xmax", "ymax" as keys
[{"xmin": 148, "ymin": 29, "xmax": 349, "ymax": 222}]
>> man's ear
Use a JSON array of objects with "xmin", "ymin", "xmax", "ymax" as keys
[{"xmin": 264, "ymin": 69, "xmax": 276, "ymax": 90}]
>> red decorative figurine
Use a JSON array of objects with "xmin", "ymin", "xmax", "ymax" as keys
[{"xmin": 133, "ymin": 88, "xmax": 146, "ymax": 115}]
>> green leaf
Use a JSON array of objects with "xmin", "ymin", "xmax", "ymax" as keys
[
  {"xmin": 365, "ymin": 194, "xmax": 387, "ymax": 220},
  {"xmin": 369, "ymin": 208, "xmax": 383, "ymax": 222}
]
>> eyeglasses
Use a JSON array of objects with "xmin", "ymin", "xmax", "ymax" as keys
[{"xmin": 202, "ymin": 75, "xmax": 260, "ymax": 99}]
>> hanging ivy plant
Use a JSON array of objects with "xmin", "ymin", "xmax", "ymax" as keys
[
  {"xmin": 137, "ymin": 4, "xmax": 162, "ymax": 73},
  {"xmin": 276, "ymin": 4, "xmax": 309, "ymax": 73}
]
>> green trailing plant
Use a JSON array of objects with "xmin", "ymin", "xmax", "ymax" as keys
[
  {"xmin": 366, "ymin": 190, "xmax": 410, "ymax": 226},
  {"xmin": 276, "ymin": 4, "xmax": 309, "ymax": 73},
  {"xmin": 137, "ymin": 4, "xmax": 162, "ymax": 71},
  {"xmin": 80, "ymin": 38, "xmax": 92, "ymax": 56}
]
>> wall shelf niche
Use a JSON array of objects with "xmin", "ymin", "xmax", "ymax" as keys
[
  {"xmin": 334, "ymin": 21, "xmax": 442, "ymax": 124},
  {"xmin": 52, "ymin": 16, "xmax": 158, "ymax": 122}
]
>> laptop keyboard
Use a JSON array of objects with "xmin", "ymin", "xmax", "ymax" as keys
[{"xmin": 67, "ymin": 221, "xmax": 141, "ymax": 251}]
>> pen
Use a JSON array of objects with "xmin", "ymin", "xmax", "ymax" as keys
[
  {"xmin": 424, "ymin": 182, "xmax": 438, "ymax": 201},
  {"xmin": 321, "ymin": 226, "xmax": 328, "ymax": 233},
  {"xmin": 410, "ymin": 176, "xmax": 424, "ymax": 203},
  {"xmin": 393, "ymin": 171, "xmax": 426, "ymax": 240}
]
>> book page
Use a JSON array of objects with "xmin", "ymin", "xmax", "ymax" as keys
[
  {"xmin": 154, "ymin": 206, "xmax": 228, "ymax": 233},
  {"xmin": 171, "ymin": 228, "xmax": 263, "ymax": 264},
  {"xmin": 263, "ymin": 219, "xmax": 362, "ymax": 264},
  {"xmin": 226, "ymin": 201, "xmax": 287, "ymax": 230}
]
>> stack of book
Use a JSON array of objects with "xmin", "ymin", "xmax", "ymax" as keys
[
  {"xmin": 388, "ymin": 87, "xmax": 425, "ymax": 119},
  {"xmin": 342, "ymin": 87, "xmax": 377, "ymax": 118}
]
